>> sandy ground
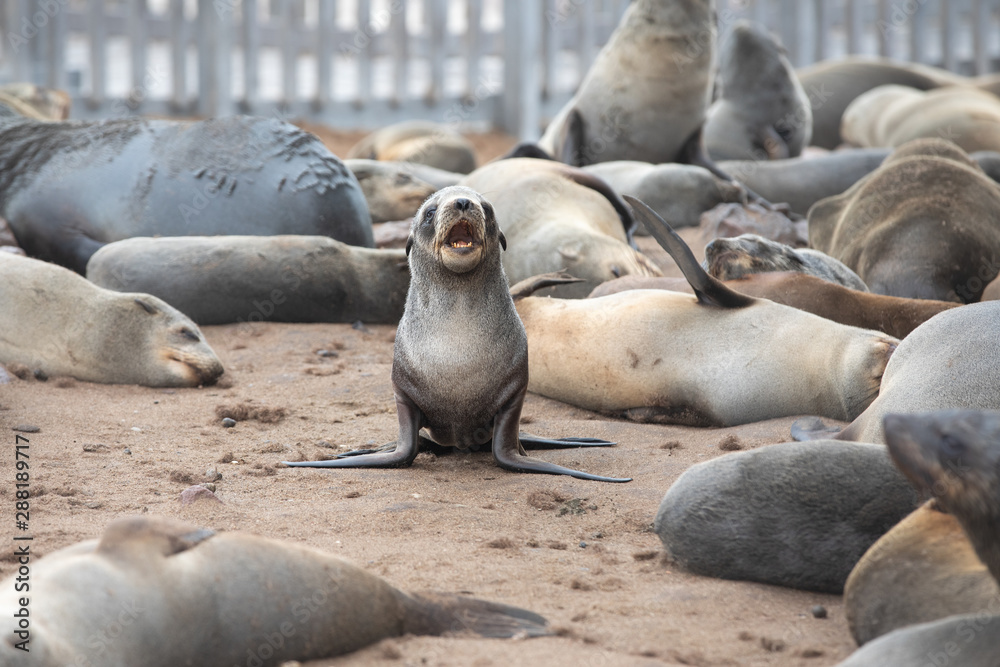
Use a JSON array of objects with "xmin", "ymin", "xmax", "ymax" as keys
[{"xmin": 0, "ymin": 125, "xmax": 859, "ymax": 666}]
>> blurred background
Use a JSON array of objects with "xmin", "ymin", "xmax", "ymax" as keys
[{"xmin": 2, "ymin": 0, "xmax": 999, "ymax": 139}]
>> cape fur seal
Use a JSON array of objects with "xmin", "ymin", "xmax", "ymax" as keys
[
  {"xmin": 345, "ymin": 159, "xmax": 442, "ymax": 223},
  {"xmin": 513, "ymin": 197, "xmax": 897, "ymax": 426},
  {"xmin": 704, "ymin": 234, "xmax": 868, "ymax": 290},
  {"xmin": 284, "ymin": 186, "xmax": 630, "ymax": 482},
  {"xmin": 808, "ymin": 139, "xmax": 1000, "ymax": 302},
  {"xmin": 836, "ymin": 410, "xmax": 1000, "ymax": 666},
  {"xmin": 0, "ymin": 113, "xmax": 372, "ymax": 273},
  {"xmin": 588, "ymin": 271, "xmax": 958, "ymax": 339},
  {"xmin": 87, "ymin": 236, "xmax": 409, "ymax": 325},
  {"xmin": 0, "ymin": 515, "xmax": 549, "ymax": 666},
  {"xmin": 0, "ymin": 253, "xmax": 222, "ymax": 387},
  {"xmin": 536, "ymin": 0, "xmax": 716, "ymax": 167},
  {"xmin": 654, "ymin": 440, "xmax": 920, "ymax": 593},
  {"xmin": 459, "ymin": 158, "xmax": 660, "ymax": 298},
  {"xmin": 346, "ymin": 120, "xmax": 477, "ymax": 174},
  {"xmin": 704, "ymin": 21, "xmax": 812, "ymax": 161},
  {"xmin": 793, "ymin": 301, "xmax": 1000, "ymax": 444}
]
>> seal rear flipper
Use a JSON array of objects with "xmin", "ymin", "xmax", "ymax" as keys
[
  {"xmin": 509, "ymin": 272, "xmax": 584, "ymax": 300},
  {"xmin": 790, "ymin": 416, "xmax": 846, "ymax": 441},
  {"xmin": 404, "ymin": 592, "xmax": 551, "ymax": 638},
  {"xmin": 623, "ymin": 195, "xmax": 755, "ymax": 310},
  {"xmin": 518, "ymin": 432, "xmax": 616, "ymax": 448}
]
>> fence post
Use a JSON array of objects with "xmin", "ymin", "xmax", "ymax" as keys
[
  {"xmin": 47, "ymin": 0, "xmax": 67, "ymax": 90},
  {"xmin": 502, "ymin": 0, "xmax": 540, "ymax": 141},
  {"xmin": 197, "ymin": 0, "xmax": 233, "ymax": 117}
]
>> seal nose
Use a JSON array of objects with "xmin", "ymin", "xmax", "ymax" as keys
[{"xmin": 453, "ymin": 197, "xmax": 472, "ymax": 212}]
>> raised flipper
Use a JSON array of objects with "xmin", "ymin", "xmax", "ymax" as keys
[
  {"xmin": 509, "ymin": 272, "xmax": 584, "ymax": 300},
  {"xmin": 282, "ymin": 395, "xmax": 423, "ymax": 468},
  {"xmin": 623, "ymin": 195, "xmax": 754, "ymax": 309},
  {"xmin": 519, "ymin": 433, "xmax": 615, "ymax": 448},
  {"xmin": 492, "ymin": 388, "xmax": 632, "ymax": 483}
]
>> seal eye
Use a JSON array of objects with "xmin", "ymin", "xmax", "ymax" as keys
[
  {"xmin": 422, "ymin": 205, "xmax": 437, "ymax": 225},
  {"xmin": 179, "ymin": 327, "xmax": 200, "ymax": 342},
  {"xmin": 611, "ymin": 265, "xmax": 622, "ymax": 278}
]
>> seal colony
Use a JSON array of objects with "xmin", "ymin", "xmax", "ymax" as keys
[{"xmin": 284, "ymin": 186, "xmax": 631, "ymax": 482}]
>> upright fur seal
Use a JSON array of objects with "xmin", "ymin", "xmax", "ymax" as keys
[
  {"xmin": 704, "ymin": 21, "xmax": 812, "ymax": 161},
  {"xmin": 537, "ymin": 0, "xmax": 716, "ymax": 167},
  {"xmin": 513, "ymin": 197, "xmax": 898, "ymax": 426},
  {"xmin": 835, "ymin": 410, "xmax": 1000, "ymax": 666},
  {"xmin": 0, "ymin": 114, "xmax": 372, "ymax": 273},
  {"xmin": 792, "ymin": 301, "xmax": 1000, "ymax": 444},
  {"xmin": 346, "ymin": 120, "xmax": 477, "ymax": 174},
  {"xmin": 808, "ymin": 138, "xmax": 1000, "ymax": 302},
  {"xmin": 284, "ymin": 186, "xmax": 630, "ymax": 482},
  {"xmin": 0, "ymin": 515, "xmax": 550, "ymax": 666},
  {"xmin": 0, "ymin": 253, "xmax": 222, "ymax": 386},
  {"xmin": 87, "ymin": 236, "xmax": 409, "ymax": 325},
  {"xmin": 704, "ymin": 234, "xmax": 869, "ymax": 291},
  {"xmin": 460, "ymin": 158, "xmax": 660, "ymax": 298},
  {"xmin": 654, "ymin": 441, "xmax": 920, "ymax": 593}
]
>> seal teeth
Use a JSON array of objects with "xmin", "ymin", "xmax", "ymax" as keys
[{"xmin": 446, "ymin": 220, "xmax": 476, "ymax": 249}]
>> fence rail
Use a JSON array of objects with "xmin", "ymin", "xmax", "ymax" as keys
[{"xmin": 1, "ymin": 0, "xmax": 999, "ymax": 139}]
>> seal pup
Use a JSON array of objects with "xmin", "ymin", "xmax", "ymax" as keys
[
  {"xmin": 346, "ymin": 120, "xmax": 477, "ymax": 174},
  {"xmin": 460, "ymin": 158, "xmax": 661, "ymax": 298},
  {"xmin": 513, "ymin": 197, "xmax": 898, "ymax": 426},
  {"xmin": 0, "ymin": 515, "xmax": 550, "ymax": 666},
  {"xmin": 654, "ymin": 440, "xmax": 920, "ymax": 593},
  {"xmin": 284, "ymin": 186, "xmax": 630, "ymax": 482},
  {"xmin": 87, "ymin": 235, "xmax": 410, "ymax": 325},
  {"xmin": 0, "ymin": 253, "xmax": 223, "ymax": 387},
  {"xmin": 589, "ymin": 271, "xmax": 958, "ymax": 339},
  {"xmin": 808, "ymin": 138, "xmax": 1000, "ymax": 302},
  {"xmin": 536, "ymin": 0, "xmax": 716, "ymax": 167},
  {"xmin": 845, "ymin": 500, "xmax": 1000, "ymax": 646},
  {"xmin": 704, "ymin": 21, "xmax": 812, "ymax": 161},
  {"xmin": 0, "ymin": 113, "xmax": 372, "ymax": 273},
  {"xmin": 704, "ymin": 234, "xmax": 868, "ymax": 291},
  {"xmin": 836, "ymin": 410, "xmax": 1000, "ymax": 666},
  {"xmin": 792, "ymin": 301, "xmax": 1000, "ymax": 444}
]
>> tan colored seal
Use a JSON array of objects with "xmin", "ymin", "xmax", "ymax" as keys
[
  {"xmin": 460, "ymin": 158, "xmax": 661, "ymax": 297},
  {"xmin": 0, "ymin": 253, "xmax": 222, "ymax": 386},
  {"xmin": 0, "ymin": 515, "xmax": 549, "ymax": 666},
  {"xmin": 0, "ymin": 83, "xmax": 70, "ymax": 120},
  {"xmin": 513, "ymin": 197, "xmax": 897, "ymax": 426},
  {"xmin": 346, "ymin": 120, "xmax": 477, "ymax": 174}
]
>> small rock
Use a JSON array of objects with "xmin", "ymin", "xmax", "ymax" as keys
[
  {"xmin": 205, "ymin": 468, "xmax": 223, "ymax": 481},
  {"xmin": 12, "ymin": 425, "xmax": 39, "ymax": 433},
  {"xmin": 316, "ymin": 349, "xmax": 339, "ymax": 358},
  {"xmin": 592, "ymin": 532, "xmax": 604, "ymax": 539},
  {"xmin": 199, "ymin": 483, "xmax": 217, "ymax": 493},
  {"xmin": 123, "ymin": 447, "xmax": 132, "ymax": 455},
  {"xmin": 351, "ymin": 320, "xmax": 370, "ymax": 333},
  {"xmin": 82, "ymin": 444, "xmax": 109, "ymax": 453},
  {"xmin": 811, "ymin": 605, "xmax": 828, "ymax": 619},
  {"xmin": 85, "ymin": 501, "xmax": 103, "ymax": 509},
  {"xmin": 180, "ymin": 485, "xmax": 223, "ymax": 505},
  {"xmin": 579, "ymin": 541, "xmax": 587, "ymax": 549},
  {"xmin": 33, "ymin": 369, "xmax": 48, "ymax": 381},
  {"xmin": 222, "ymin": 418, "xmax": 237, "ymax": 428}
]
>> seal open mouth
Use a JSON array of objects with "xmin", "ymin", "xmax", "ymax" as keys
[{"xmin": 446, "ymin": 220, "xmax": 477, "ymax": 253}]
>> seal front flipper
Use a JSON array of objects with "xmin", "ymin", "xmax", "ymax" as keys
[
  {"xmin": 492, "ymin": 389, "xmax": 632, "ymax": 483},
  {"xmin": 623, "ymin": 195, "xmax": 754, "ymax": 310},
  {"xmin": 283, "ymin": 392, "xmax": 422, "ymax": 469},
  {"xmin": 518, "ymin": 433, "xmax": 616, "ymax": 448}
]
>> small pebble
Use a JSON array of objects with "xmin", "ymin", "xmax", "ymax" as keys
[
  {"xmin": 82, "ymin": 443, "xmax": 109, "ymax": 453},
  {"xmin": 351, "ymin": 320, "xmax": 370, "ymax": 333},
  {"xmin": 180, "ymin": 485, "xmax": 223, "ymax": 506},
  {"xmin": 33, "ymin": 369, "xmax": 48, "ymax": 381},
  {"xmin": 205, "ymin": 468, "xmax": 223, "ymax": 481},
  {"xmin": 199, "ymin": 483, "xmax": 217, "ymax": 493},
  {"xmin": 222, "ymin": 418, "xmax": 237, "ymax": 428},
  {"xmin": 316, "ymin": 349, "xmax": 338, "ymax": 358},
  {"xmin": 12, "ymin": 425, "xmax": 39, "ymax": 433},
  {"xmin": 592, "ymin": 532, "xmax": 604, "ymax": 539},
  {"xmin": 579, "ymin": 541, "xmax": 587, "ymax": 549},
  {"xmin": 123, "ymin": 447, "xmax": 132, "ymax": 455},
  {"xmin": 811, "ymin": 605, "xmax": 828, "ymax": 619}
]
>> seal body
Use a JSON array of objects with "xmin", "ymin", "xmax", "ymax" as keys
[
  {"xmin": 0, "ymin": 115, "xmax": 373, "ymax": 273},
  {"xmin": 460, "ymin": 158, "xmax": 660, "ymax": 297},
  {"xmin": 808, "ymin": 139, "xmax": 1000, "ymax": 302},
  {"xmin": 654, "ymin": 441, "xmax": 920, "ymax": 593},
  {"xmin": 538, "ymin": 0, "xmax": 716, "ymax": 165},
  {"xmin": 704, "ymin": 233, "xmax": 868, "ymax": 291},
  {"xmin": 346, "ymin": 120, "xmax": 477, "ymax": 174},
  {"xmin": 704, "ymin": 21, "xmax": 812, "ymax": 161},
  {"xmin": 87, "ymin": 236, "xmax": 409, "ymax": 325},
  {"xmin": 0, "ymin": 516, "xmax": 549, "ymax": 666},
  {"xmin": 0, "ymin": 253, "xmax": 222, "ymax": 386}
]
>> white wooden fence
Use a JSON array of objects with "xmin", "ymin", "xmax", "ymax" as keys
[{"xmin": 1, "ymin": 0, "xmax": 999, "ymax": 139}]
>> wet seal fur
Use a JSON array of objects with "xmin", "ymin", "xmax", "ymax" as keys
[
  {"xmin": 460, "ymin": 158, "xmax": 661, "ymax": 298},
  {"xmin": 654, "ymin": 440, "xmax": 920, "ymax": 593},
  {"xmin": 836, "ymin": 410, "xmax": 1000, "ymax": 666},
  {"xmin": 589, "ymin": 271, "xmax": 958, "ymax": 340},
  {"xmin": 0, "ymin": 253, "xmax": 222, "ymax": 386},
  {"xmin": 808, "ymin": 138, "xmax": 1000, "ymax": 302},
  {"xmin": 704, "ymin": 233, "xmax": 869, "ymax": 291},
  {"xmin": 87, "ymin": 236, "xmax": 409, "ymax": 325},
  {"xmin": 704, "ymin": 21, "xmax": 812, "ymax": 161},
  {"xmin": 284, "ymin": 186, "xmax": 631, "ymax": 482},
  {"xmin": 0, "ymin": 114, "xmax": 372, "ymax": 273},
  {"xmin": 513, "ymin": 196, "xmax": 898, "ymax": 426},
  {"xmin": 0, "ymin": 515, "xmax": 550, "ymax": 666},
  {"xmin": 792, "ymin": 301, "xmax": 1000, "ymax": 444},
  {"xmin": 346, "ymin": 120, "xmax": 477, "ymax": 174}
]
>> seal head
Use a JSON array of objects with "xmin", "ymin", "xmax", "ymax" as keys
[{"xmin": 407, "ymin": 186, "xmax": 505, "ymax": 276}]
